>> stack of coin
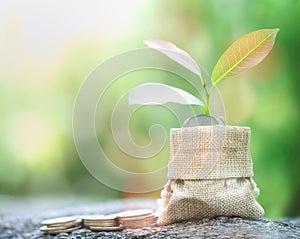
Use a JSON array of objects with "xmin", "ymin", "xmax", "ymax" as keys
[
  {"xmin": 81, "ymin": 214, "xmax": 123, "ymax": 231},
  {"xmin": 40, "ymin": 216, "xmax": 82, "ymax": 235},
  {"xmin": 116, "ymin": 209, "xmax": 158, "ymax": 229}
]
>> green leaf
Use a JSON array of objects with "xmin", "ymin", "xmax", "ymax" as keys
[
  {"xmin": 128, "ymin": 83, "xmax": 205, "ymax": 106},
  {"xmin": 211, "ymin": 28, "xmax": 279, "ymax": 85},
  {"xmin": 144, "ymin": 39, "xmax": 201, "ymax": 75}
]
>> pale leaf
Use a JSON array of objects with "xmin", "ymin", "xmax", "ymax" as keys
[
  {"xmin": 211, "ymin": 28, "xmax": 279, "ymax": 85},
  {"xmin": 144, "ymin": 39, "xmax": 201, "ymax": 75},
  {"xmin": 128, "ymin": 83, "xmax": 204, "ymax": 106}
]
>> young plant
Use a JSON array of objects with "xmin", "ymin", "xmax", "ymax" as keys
[{"xmin": 129, "ymin": 29, "xmax": 279, "ymax": 116}]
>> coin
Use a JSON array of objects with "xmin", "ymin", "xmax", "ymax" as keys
[
  {"xmin": 82, "ymin": 214, "xmax": 119, "ymax": 228},
  {"xmin": 146, "ymin": 222, "xmax": 158, "ymax": 227},
  {"xmin": 116, "ymin": 209, "xmax": 153, "ymax": 219},
  {"xmin": 119, "ymin": 213, "xmax": 158, "ymax": 229},
  {"xmin": 183, "ymin": 114, "xmax": 224, "ymax": 127},
  {"xmin": 122, "ymin": 217, "xmax": 158, "ymax": 229},
  {"xmin": 42, "ymin": 216, "xmax": 79, "ymax": 226},
  {"xmin": 40, "ymin": 225, "xmax": 82, "ymax": 235},
  {"xmin": 40, "ymin": 225, "xmax": 64, "ymax": 232},
  {"xmin": 84, "ymin": 221, "xmax": 119, "ymax": 227},
  {"xmin": 81, "ymin": 214, "xmax": 116, "ymax": 221},
  {"xmin": 116, "ymin": 209, "xmax": 156, "ymax": 229},
  {"xmin": 119, "ymin": 213, "xmax": 155, "ymax": 222},
  {"xmin": 122, "ymin": 218, "xmax": 158, "ymax": 227},
  {"xmin": 40, "ymin": 209, "xmax": 158, "ymax": 234},
  {"xmin": 47, "ymin": 218, "xmax": 82, "ymax": 229},
  {"xmin": 89, "ymin": 225, "xmax": 124, "ymax": 231},
  {"xmin": 122, "ymin": 215, "xmax": 157, "ymax": 223},
  {"xmin": 40, "ymin": 216, "xmax": 83, "ymax": 235}
]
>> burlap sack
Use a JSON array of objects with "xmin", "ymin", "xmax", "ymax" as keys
[{"xmin": 156, "ymin": 126, "xmax": 264, "ymax": 225}]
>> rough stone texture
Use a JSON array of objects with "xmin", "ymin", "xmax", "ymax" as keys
[{"xmin": 0, "ymin": 197, "xmax": 299, "ymax": 239}]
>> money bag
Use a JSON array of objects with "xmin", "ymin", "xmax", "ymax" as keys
[{"xmin": 156, "ymin": 125, "xmax": 264, "ymax": 225}]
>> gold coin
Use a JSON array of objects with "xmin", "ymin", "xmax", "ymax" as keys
[
  {"xmin": 47, "ymin": 218, "xmax": 82, "ymax": 229},
  {"xmin": 82, "ymin": 214, "xmax": 119, "ymax": 228},
  {"xmin": 145, "ymin": 222, "xmax": 158, "ymax": 227},
  {"xmin": 84, "ymin": 219, "xmax": 118, "ymax": 224},
  {"xmin": 119, "ymin": 213, "xmax": 155, "ymax": 222},
  {"xmin": 116, "ymin": 209, "xmax": 153, "ymax": 219},
  {"xmin": 122, "ymin": 216, "xmax": 158, "ymax": 229},
  {"xmin": 40, "ymin": 225, "xmax": 82, "ymax": 234},
  {"xmin": 118, "ymin": 214, "xmax": 157, "ymax": 225},
  {"xmin": 89, "ymin": 225, "xmax": 123, "ymax": 231},
  {"xmin": 40, "ymin": 225, "xmax": 65, "ymax": 232},
  {"xmin": 123, "ymin": 217, "xmax": 157, "ymax": 225},
  {"xmin": 42, "ymin": 216, "xmax": 79, "ymax": 226},
  {"xmin": 84, "ymin": 221, "xmax": 119, "ymax": 227}
]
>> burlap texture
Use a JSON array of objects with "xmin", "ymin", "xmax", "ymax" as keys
[
  {"xmin": 157, "ymin": 126, "xmax": 264, "ymax": 225},
  {"xmin": 168, "ymin": 126, "xmax": 253, "ymax": 179}
]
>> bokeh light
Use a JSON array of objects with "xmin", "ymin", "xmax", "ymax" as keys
[{"xmin": 1, "ymin": 0, "xmax": 299, "ymax": 219}]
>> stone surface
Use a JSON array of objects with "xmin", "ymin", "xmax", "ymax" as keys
[{"xmin": 0, "ymin": 197, "xmax": 299, "ymax": 239}]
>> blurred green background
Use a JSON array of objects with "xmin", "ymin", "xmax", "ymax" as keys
[{"xmin": 1, "ymin": 0, "xmax": 299, "ymax": 219}]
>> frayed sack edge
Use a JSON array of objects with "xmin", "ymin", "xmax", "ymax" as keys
[{"xmin": 156, "ymin": 178, "xmax": 264, "ymax": 225}]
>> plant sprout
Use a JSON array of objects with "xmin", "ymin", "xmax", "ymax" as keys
[{"xmin": 129, "ymin": 29, "xmax": 279, "ymax": 116}]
